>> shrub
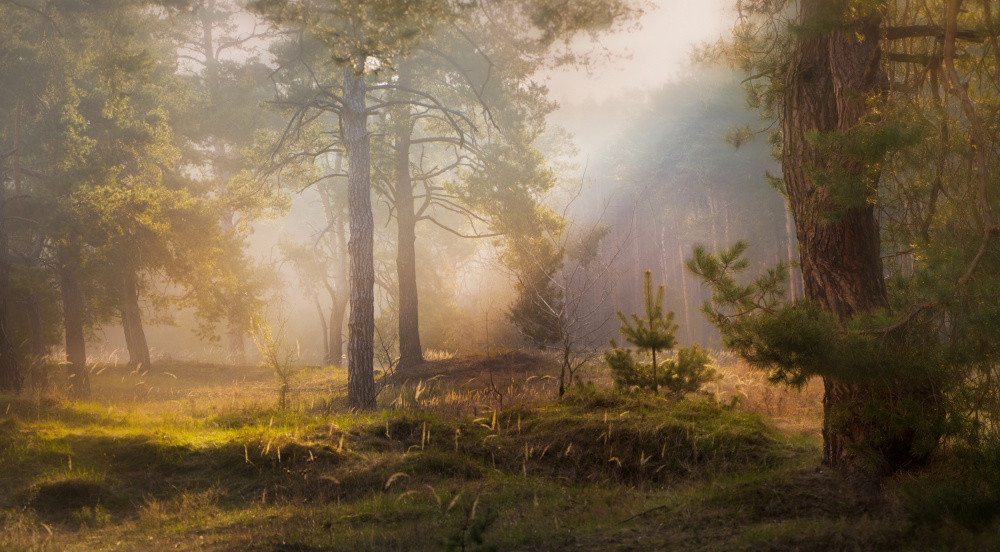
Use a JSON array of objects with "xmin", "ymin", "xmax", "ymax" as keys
[
  {"xmin": 605, "ymin": 270, "xmax": 718, "ymax": 396},
  {"xmin": 606, "ymin": 343, "xmax": 718, "ymax": 397}
]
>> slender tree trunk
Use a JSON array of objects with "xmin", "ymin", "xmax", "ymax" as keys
[
  {"xmin": 659, "ymin": 222, "xmax": 669, "ymax": 296},
  {"xmin": 12, "ymin": 101, "xmax": 46, "ymax": 389},
  {"xmin": 0, "ymin": 171, "xmax": 22, "ymax": 393},
  {"xmin": 316, "ymin": 156, "xmax": 349, "ymax": 367},
  {"xmin": 709, "ymin": 193, "xmax": 719, "ymax": 253},
  {"xmin": 27, "ymin": 292, "xmax": 47, "ymax": 390},
  {"xmin": 651, "ymin": 348, "xmax": 657, "ymax": 395},
  {"xmin": 329, "ymin": 289, "xmax": 347, "ymax": 366},
  {"xmin": 314, "ymin": 293, "xmax": 330, "ymax": 364},
  {"xmin": 723, "ymin": 200, "xmax": 731, "ymax": 248},
  {"xmin": 227, "ymin": 322, "xmax": 246, "ymax": 365},
  {"xmin": 392, "ymin": 63, "xmax": 423, "ymax": 372},
  {"xmin": 58, "ymin": 248, "xmax": 88, "ymax": 398},
  {"xmin": 199, "ymin": 0, "xmax": 248, "ymax": 367},
  {"xmin": 676, "ymin": 242, "xmax": 693, "ymax": 346},
  {"xmin": 559, "ymin": 344, "xmax": 569, "ymax": 399},
  {"xmin": 120, "ymin": 270, "xmax": 151, "ymax": 370},
  {"xmin": 783, "ymin": 2, "xmax": 930, "ymax": 477},
  {"xmin": 343, "ymin": 66, "xmax": 376, "ymax": 410}
]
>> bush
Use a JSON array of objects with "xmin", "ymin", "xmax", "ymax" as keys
[
  {"xmin": 606, "ymin": 344, "xmax": 718, "ymax": 397},
  {"xmin": 604, "ymin": 270, "xmax": 718, "ymax": 396}
]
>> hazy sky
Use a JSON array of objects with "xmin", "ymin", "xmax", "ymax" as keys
[{"xmin": 544, "ymin": 0, "xmax": 734, "ymax": 104}]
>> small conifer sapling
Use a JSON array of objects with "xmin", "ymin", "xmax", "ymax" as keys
[{"xmin": 605, "ymin": 270, "xmax": 717, "ymax": 395}]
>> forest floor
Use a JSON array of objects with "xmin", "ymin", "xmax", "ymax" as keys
[{"xmin": 0, "ymin": 351, "xmax": 996, "ymax": 551}]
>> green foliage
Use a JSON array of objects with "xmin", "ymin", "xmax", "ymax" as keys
[
  {"xmin": 804, "ymin": 119, "xmax": 928, "ymax": 216},
  {"xmin": 606, "ymin": 344, "xmax": 718, "ymax": 398},
  {"xmin": 251, "ymin": 0, "xmax": 455, "ymax": 73},
  {"xmin": 614, "ymin": 270, "xmax": 678, "ymax": 356},
  {"xmin": 688, "ymin": 242, "xmax": 963, "ymax": 470},
  {"xmin": 508, "ymin": 270, "xmax": 563, "ymax": 349},
  {"xmin": 444, "ymin": 503, "xmax": 499, "ymax": 552},
  {"xmin": 0, "ymin": 0, "xmax": 260, "ymax": 366},
  {"xmin": 711, "ymin": 0, "xmax": 1000, "ymax": 479},
  {"xmin": 605, "ymin": 270, "xmax": 717, "ymax": 396},
  {"xmin": 71, "ymin": 504, "xmax": 111, "ymax": 529},
  {"xmin": 905, "ymin": 445, "xmax": 1000, "ymax": 532},
  {"xmin": 496, "ymin": 143, "xmax": 567, "ymax": 349}
]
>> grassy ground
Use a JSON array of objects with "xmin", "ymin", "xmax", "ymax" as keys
[{"xmin": 0, "ymin": 351, "xmax": 995, "ymax": 551}]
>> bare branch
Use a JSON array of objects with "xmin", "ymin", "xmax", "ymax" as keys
[
  {"xmin": 419, "ymin": 215, "xmax": 500, "ymax": 239},
  {"xmin": 884, "ymin": 24, "xmax": 986, "ymax": 43}
]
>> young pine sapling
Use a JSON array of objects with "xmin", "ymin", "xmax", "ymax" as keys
[{"xmin": 605, "ymin": 270, "xmax": 717, "ymax": 396}]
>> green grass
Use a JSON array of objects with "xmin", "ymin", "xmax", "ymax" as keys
[{"xmin": 0, "ymin": 359, "xmax": 998, "ymax": 551}]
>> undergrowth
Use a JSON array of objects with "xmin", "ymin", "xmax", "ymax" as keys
[{"xmin": 0, "ymin": 355, "xmax": 996, "ymax": 550}]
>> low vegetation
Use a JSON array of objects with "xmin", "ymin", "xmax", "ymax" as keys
[{"xmin": 0, "ymin": 352, "xmax": 997, "ymax": 551}]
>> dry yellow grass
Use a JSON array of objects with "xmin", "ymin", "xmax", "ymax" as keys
[
  {"xmin": 381, "ymin": 349, "xmax": 561, "ymax": 416},
  {"xmin": 709, "ymin": 351, "xmax": 824, "ymax": 437}
]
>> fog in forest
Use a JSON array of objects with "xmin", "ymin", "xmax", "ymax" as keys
[
  {"xmin": 8, "ymin": 0, "xmax": 1000, "ymax": 548},
  {"xmin": 22, "ymin": 0, "xmax": 776, "ymax": 370}
]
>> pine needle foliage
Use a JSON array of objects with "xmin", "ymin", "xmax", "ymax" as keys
[
  {"xmin": 687, "ymin": 241, "xmax": 952, "ymax": 468},
  {"xmin": 605, "ymin": 270, "xmax": 717, "ymax": 396}
]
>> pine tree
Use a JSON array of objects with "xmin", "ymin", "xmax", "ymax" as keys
[
  {"xmin": 605, "ymin": 270, "xmax": 717, "ymax": 396},
  {"xmin": 612, "ymin": 270, "xmax": 676, "ymax": 395},
  {"xmin": 698, "ymin": 0, "xmax": 1000, "ymax": 480}
]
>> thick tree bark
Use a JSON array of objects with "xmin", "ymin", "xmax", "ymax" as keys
[
  {"xmin": 393, "ymin": 64, "xmax": 423, "ymax": 372},
  {"xmin": 784, "ymin": 200, "xmax": 798, "ymax": 301},
  {"xmin": 58, "ymin": 248, "xmax": 89, "ymax": 398},
  {"xmin": 120, "ymin": 270, "xmax": 151, "ymax": 370},
  {"xmin": 783, "ymin": 2, "xmax": 930, "ymax": 477},
  {"xmin": 343, "ymin": 67, "xmax": 376, "ymax": 410}
]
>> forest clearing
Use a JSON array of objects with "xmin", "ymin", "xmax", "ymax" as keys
[
  {"xmin": 5, "ymin": 0, "xmax": 1000, "ymax": 549},
  {"xmin": 3, "ymin": 351, "xmax": 980, "ymax": 552}
]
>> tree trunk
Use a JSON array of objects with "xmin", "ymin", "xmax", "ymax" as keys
[
  {"xmin": 393, "ymin": 63, "xmax": 423, "ymax": 372},
  {"xmin": 783, "ymin": 2, "xmax": 929, "ymax": 477},
  {"xmin": 343, "ymin": 66, "xmax": 376, "ymax": 410},
  {"xmin": 784, "ymin": 199, "xmax": 798, "ymax": 301},
  {"xmin": 329, "ymin": 289, "xmax": 347, "ymax": 367},
  {"xmin": 227, "ymin": 321, "xmax": 246, "ymax": 365},
  {"xmin": 58, "ymin": 248, "xmax": 89, "ymax": 398},
  {"xmin": 559, "ymin": 345, "xmax": 569, "ymax": 399},
  {"xmin": 676, "ymin": 242, "xmax": 693, "ymax": 346},
  {"xmin": 316, "ymin": 156, "xmax": 350, "ymax": 368},
  {"xmin": 0, "ymin": 175, "xmax": 22, "ymax": 393},
  {"xmin": 199, "ymin": 0, "xmax": 249, "ymax": 368},
  {"xmin": 314, "ymin": 293, "xmax": 330, "ymax": 364},
  {"xmin": 120, "ymin": 270, "xmax": 151, "ymax": 370},
  {"xmin": 27, "ymin": 291, "xmax": 47, "ymax": 390}
]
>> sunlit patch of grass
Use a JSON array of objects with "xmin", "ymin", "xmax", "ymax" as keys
[
  {"xmin": 424, "ymin": 349, "xmax": 457, "ymax": 361},
  {"xmin": 3, "ymin": 352, "xmax": 990, "ymax": 551},
  {"xmin": 710, "ymin": 351, "xmax": 824, "ymax": 437}
]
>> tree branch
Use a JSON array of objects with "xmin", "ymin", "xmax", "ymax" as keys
[{"xmin": 884, "ymin": 24, "xmax": 985, "ymax": 43}]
